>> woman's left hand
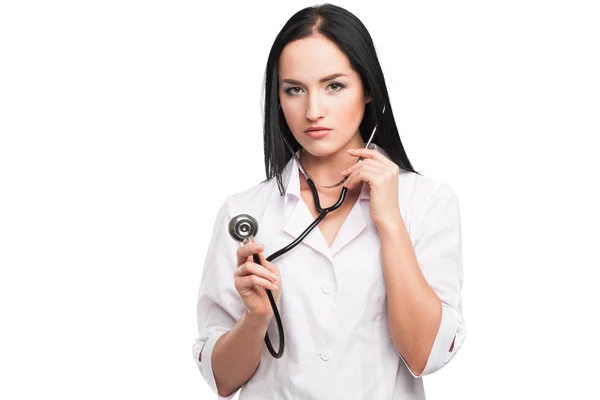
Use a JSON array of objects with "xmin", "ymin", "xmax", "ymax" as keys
[{"xmin": 341, "ymin": 147, "xmax": 400, "ymax": 226}]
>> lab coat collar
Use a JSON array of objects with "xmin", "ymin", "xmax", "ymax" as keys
[
  {"xmin": 278, "ymin": 143, "xmax": 388, "ymax": 260},
  {"xmin": 282, "ymin": 143, "xmax": 390, "ymax": 208}
]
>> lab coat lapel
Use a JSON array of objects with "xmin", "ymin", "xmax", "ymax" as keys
[
  {"xmin": 330, "ymin": 144, "xmax": 388, "ymax": 257},
  {"xmin": 279, "ymin": 144, "xmax": 387, "ymax": 260},
  {"xmin": 283, "ymin": 198, "xmax": 332, "ymax": 261},
  {"xmin": 281, "ymin": 152, "xmax": 333, "ymax": 261},
  {"xmin": 329, "ymin": 194, "xmax": 368, "ymax": 256},
  {"xmin": 282, "ymin": 183, "xmax": 371, "ymax": 260}
]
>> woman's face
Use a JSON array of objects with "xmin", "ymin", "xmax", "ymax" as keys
[{"xmin": 278, "ymin": 35, "xmax": 371, "ymax": 158}]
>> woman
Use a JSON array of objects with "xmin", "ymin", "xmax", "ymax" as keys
[{"xmin": 193, "ymin": 4, "xmax": 465, "ymax": 399}]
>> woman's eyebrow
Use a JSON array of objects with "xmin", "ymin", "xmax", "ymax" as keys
[{"xmin": 281, "ymin": 73, "xmax": 348, "ymax": 85}]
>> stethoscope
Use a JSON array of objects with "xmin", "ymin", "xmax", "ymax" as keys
[{"xmin": 227, "ymin": 106, "xmax": 385, "ymax": 359}]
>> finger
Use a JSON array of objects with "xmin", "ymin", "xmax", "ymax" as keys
[
  {"xmin": 341, "ymin": 158, "xmax": 387, "ymax": 177},
  {"xmin": 257, "ymin": 251, "xmax": 280, "ymax": 276},
  {"xmin": 347, "ymin": 147, "xmax": 389, "ymax": 163},
  {"xmin": 237, "ymin": 274, "xmax": 279, "ymax": 292},
  {"xmin": 235, "ymin": 260, "xmax": 278, "ymax": 283},
  {"xmin": 236, "ymin": 241, "xmax": 264, "ymax": 267},
  {"xmin": 343, "ymin": 169, "xmax": 362, "ymax": 190},
  {"xmin": 347, "ymin": 155, "xmax": 395, "ymax": 175},
  {"xmin": 343, "ymin": 167, "xmax": 367, "ymax": 189},
  {"xmin": 347, "ymin": 148, "xmax": 398, "ymax": 172},
  {"xmin": 343, "ymin": 166, "xmax": 380, "ymax": 189}
]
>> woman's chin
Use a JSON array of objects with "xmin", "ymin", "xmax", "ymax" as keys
[{"xmin": 301, "ymin": 141, "xmax": 345, "ymax": 158}]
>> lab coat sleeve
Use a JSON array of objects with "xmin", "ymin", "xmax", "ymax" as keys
[
  {"xmin": 192, "ymin": 197, "xmax": 246, "ymax": 399},
  {"xmin": 401, "ymin": 183, "xmax": 467, "ymax": 378}
]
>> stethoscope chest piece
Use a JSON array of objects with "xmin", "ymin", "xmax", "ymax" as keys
[{"xmin": 228, "ymin": 214, "xmax": 259, "ymax": 243}]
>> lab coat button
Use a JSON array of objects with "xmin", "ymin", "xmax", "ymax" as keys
[
  {"xmin": 321, "ymin": 349, "xmax": 332, "ymax": 361},
  {"xmin": 321, "ymin": 285, "xmax": 332, "ymax": 294}
]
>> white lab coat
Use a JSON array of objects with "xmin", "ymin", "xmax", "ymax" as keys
[{"xmin": 192, "ymin": 143, "xmax": 466, "ymax": 399}]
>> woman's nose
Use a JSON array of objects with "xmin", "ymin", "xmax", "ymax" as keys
[{"xmin": 305, "ymin": 95, "xmax": 325, "ymax": 121}]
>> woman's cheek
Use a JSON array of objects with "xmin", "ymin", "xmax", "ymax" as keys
[{"xmin": 337, "ymin": 95, "xmax": 365, "ymax": 130}]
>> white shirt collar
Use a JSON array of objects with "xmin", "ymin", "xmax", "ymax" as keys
[{"xmin": 282, "ymin": 143, "xmax": 390, "ymax": 208}]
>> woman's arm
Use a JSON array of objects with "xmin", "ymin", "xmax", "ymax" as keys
[
  {"xmin": 376, "ymin": 184, "xmax": 464, "ymax": 377},
  {"xmin": 377, "ymin": 213, "xmax": 444, "ymax": 376},
  {"xmin": 340, "ymin": 148, "xmax": 464, "ymax": 377},
  {"xmin": 204, "ymin": 310, "xmax": 270, "ymax": 397}
]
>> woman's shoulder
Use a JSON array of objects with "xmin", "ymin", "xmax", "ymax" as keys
[
  {"xmin": 221, "ymin": 177, "xmax": 278, "ymax": 218},
  {"xmin": 377, "ymin": 143, "xmax": 458, "ymax": 210},
  {"xmin": 399, "ymin": 169, "xmax": 459, "ymax": 217}
]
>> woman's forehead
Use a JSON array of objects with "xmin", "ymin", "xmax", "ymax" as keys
[{"xmin": 279, "ymin": 36, "xmax": 354, "ymax": 81}]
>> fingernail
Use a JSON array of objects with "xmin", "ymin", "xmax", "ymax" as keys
[
  {"xmin": 270, "ymin": 273, "xmax": 277, "ymax": 280},
  {"xmin": 272, "ymin": 284, "xmax": 279, "ymax": 290},
  {"xmin": 347, "ymin": 149, "xmax": 354, "ymax": 152},
  {"xmin": 258, "ymin": 244, "xmax": 264, "ymax": 250}
]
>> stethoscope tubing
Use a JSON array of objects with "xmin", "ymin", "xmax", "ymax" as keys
[
  {"xmin": 261, "ymin": 183, "xmax": 347, "ymax": 358},
  {"xmin": 248, "ymin": 105, "xmax": 385, "ymax": 358}
]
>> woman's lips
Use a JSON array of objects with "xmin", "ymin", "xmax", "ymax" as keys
[{"xmin": 305, "ymin": 129, "xmax": 331, "ymax": 138}]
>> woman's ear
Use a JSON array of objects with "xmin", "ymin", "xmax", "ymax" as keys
[{"xmin": 364, "ymin": 94, "xmax": 372, "ymax": 104}]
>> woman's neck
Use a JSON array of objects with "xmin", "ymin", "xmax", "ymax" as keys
[{"xmin": 299, "ymin": 137, "xmax": 366, "ymax": 192}]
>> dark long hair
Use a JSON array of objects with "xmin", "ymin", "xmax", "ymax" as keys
[{"xmin": 261, "ymin": 3, "xmax": 421, "ymax": 195}]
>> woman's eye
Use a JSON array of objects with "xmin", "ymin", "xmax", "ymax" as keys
[
  {"xmin": 284, "ymin": 83, "xmax": 345, "ymax": 95},
  {"xmin": 285, "ymin": 87, "xmax": 304, "ymax": 95},
  {"xmin": 327, "ymin": 82, "xmax": 345, "ymax": 92}
]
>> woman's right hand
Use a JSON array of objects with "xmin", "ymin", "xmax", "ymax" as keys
[{"xmin": 234, "ymin": 239, "xmax": 282, "ymax": 325}]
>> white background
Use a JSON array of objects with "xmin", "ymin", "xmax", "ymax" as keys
[{"xmin": 1, "ymin": 1, "xmax": 599, "ymax": 399}]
